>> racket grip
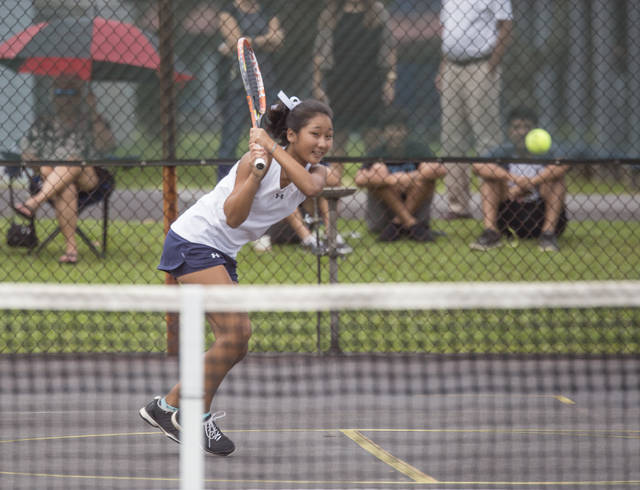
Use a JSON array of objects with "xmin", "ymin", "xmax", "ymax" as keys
[{"xmin": 254, "ymin": 157, "xmax": 266, "ymax": 170}]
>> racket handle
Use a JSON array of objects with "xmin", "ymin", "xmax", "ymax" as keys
[{"xmin": 254, "ymin": 157, "xmax": 266, "ymax": 170}]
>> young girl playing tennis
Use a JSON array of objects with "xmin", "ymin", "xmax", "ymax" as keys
[{"xmin": 140, "ymin": 93, "xmax": 333, "ymax": 456}]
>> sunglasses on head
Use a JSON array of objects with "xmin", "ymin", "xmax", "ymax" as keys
[{"xmin": 54, "ymin": 88, "xmax": 79, "ymax": 96}]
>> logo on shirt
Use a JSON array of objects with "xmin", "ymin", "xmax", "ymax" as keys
[
  {"xmin": 211, "ymin": 252, "xmax": 221, "ymax": 259},
  {"xmin": 274, "ymin": 192, "xmax": 285, "ymax": 200}
]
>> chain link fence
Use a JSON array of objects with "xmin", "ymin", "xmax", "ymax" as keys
[{"xmin": 0, "ymin": 1, "xmax": 638, "ymax": 351}]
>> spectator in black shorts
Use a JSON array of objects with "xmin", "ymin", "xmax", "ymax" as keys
[{"xmin": 470, "ymin": 107, "xmax": 569, "ymax": 252}]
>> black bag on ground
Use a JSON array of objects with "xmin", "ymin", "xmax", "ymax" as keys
[
  {"xmin": 7, "ymin": 219, "xmax": 38, "ymax": 248},
  {"xmin": 6, "ymin": 165, "xmax": 38, "ymax": 249}
]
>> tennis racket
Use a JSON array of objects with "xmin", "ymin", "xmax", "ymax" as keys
[{"xmin": 237, "ymin": 37, "xmax": 267, "ymax": 170}]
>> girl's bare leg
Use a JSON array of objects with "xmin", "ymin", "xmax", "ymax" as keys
[
  {"xmin": 164, "ymin": 265, "xmax": 251, "ymax": 412},
  {"xmin": 24, "ymin": 166, "xmax": 97, "ymax": 210}
]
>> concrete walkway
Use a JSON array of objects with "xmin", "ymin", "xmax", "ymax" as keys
[{"xmin": 1, "ymin": 185, "xmax": 639, "ymax": 222}]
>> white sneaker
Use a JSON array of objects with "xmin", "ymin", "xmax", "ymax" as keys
[
  {"xmin": 335, "ymin": 234, "xmax": 353, "ymax": 255},
  {"xmin": 252, "ymin": 235, "xmax": 272, "ymax": 252},
  {"xmin": 301, "ymin": 235, "xmax": 327, "ymax": 255}
]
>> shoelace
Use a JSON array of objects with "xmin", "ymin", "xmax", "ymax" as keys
[{"xmin": 204, "ymin": 411, "xmax": 226, "ymax": 442}]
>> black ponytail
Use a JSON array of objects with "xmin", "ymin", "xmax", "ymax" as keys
[{"xmin": 265, "ymin": 99, "xmax": 333, "ymax": 145}]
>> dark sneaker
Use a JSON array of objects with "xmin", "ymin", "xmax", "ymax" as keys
[
  {"xmin": 406, "ymin": 222, "xmax": 434, "ymax": 242},
  {"xmin": 139, "ymin": 397, "xmax": 180, "ymax": 443},
  {"xmin": 379, "ymin": 222, "xmax": 403, "ymax": 242},
  {"xmin": 470, "ymin": 229, "xmax": 503, "ymax": 251},
  {"xmin": 539, "ymin": 232, "xmax": 559, "ymax": 252},
  {"xmin": 172, "ymin": 410, "xmax": 235, "ymax": 456}
]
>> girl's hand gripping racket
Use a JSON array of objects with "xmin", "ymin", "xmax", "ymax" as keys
[{"xmin": 237, "ymin": 37, "xmax": 267, "ymax": 170}]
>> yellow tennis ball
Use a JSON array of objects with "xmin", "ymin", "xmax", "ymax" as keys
[{"xmin": 525, "ymin": 128, "xmax": 552, "ymax": 155}]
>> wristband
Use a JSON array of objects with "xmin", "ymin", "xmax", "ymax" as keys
[{"xmin": 270, "ymin": 142, "xmax": 278, "ymax": 154}]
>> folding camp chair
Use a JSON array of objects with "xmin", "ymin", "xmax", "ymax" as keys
[{"xmin": 25, "ymin": 166, "xmax": 115, "ymax": 258}]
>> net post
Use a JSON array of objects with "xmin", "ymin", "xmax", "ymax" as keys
[
  {"xmin": 320, "ymin": 187, "xmax": 356, "ymax": 353},
  {"xmin": 314, "ymin": 196, "xmax": 322, "ymax": 353},
  {"xmin": 326, "ymin": 195, "xmax": 341, "ymax": 352},
  {"xmin": 179, "ymin": 285, "xmax": 204, "ymax": 490}
]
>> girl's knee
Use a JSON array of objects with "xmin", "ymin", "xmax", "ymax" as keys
[
  {"xmin": 219, "ymin": 315, "xmax": 251, "ymax": 361},
  {"xmin": 417, "ymin": 162, "xmax": 447, "ymax": 182},
  {"xmin": 236, "ymin": 316, "xmax": 252, "ymax": 347}
]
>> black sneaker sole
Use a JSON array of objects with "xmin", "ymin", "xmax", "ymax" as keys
[
  {"xmin": 139, "ymin": 406, "xmax": 180, "ymax": 444},
  {"xmin": 205, "ymin": 447, "xmax": 235, "ymax": 457}
]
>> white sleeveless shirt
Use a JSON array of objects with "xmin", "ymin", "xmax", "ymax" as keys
[{"xmin": 171, "ymin": 157, "xmax": 311, "ymax": 258}]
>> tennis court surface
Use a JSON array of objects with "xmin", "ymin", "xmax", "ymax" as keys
[
  {"xmin": 1, "ymin": 281, "xmax": 639, "ymax": 489},
  {"xmin": 2, "ymin": 353, "xmax": 639, "ymax": 490}
]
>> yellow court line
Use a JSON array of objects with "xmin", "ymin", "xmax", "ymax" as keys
[
  {"xmin": 3, "ymin": 427, "xmax": 639, "ymax": 445},
  {"xmin": 0, "ymin": 470, "xmax": 179, "ymax": 482},
  {"xmin": 0, "ymin": 431, "xmax": 159, "ymax": 444},
  {"xmin": 2, "ymin": 428, "xmax": 638, "ymax": 486},
  {"xmin": 351, "ymin": 428, "xmax": 640, "ymax": 440},
  {"xmin": 409, "ymin": 393, "xmax": 583, "ymax": 405},
  {"xmin": 341, "ymin": 429, "xmax": 438, "ymax": 483},
  {"xmin": 553, "ymin": 395, "xmax": 576, "ymax": 405},
  {"xmin": 1, "ymin": 471, "xmax": 640, "ymax": 486}
]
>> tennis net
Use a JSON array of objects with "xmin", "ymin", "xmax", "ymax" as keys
[{"xmin": 0, "ymin": 281, "xmax": 639, "ymax": 489}]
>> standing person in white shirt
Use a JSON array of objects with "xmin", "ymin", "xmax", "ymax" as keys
[
  {"xmin": 436, "ymin": 0, "xmax": 513, "ymax": 220},
  {"xmin": 139, "ymin": 93, "xmax": 334, "ymax": 456}
]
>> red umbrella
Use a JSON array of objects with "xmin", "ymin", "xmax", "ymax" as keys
[{"xmin": 0, "ymin": 17, "xmax": 192, "ymax": 82}]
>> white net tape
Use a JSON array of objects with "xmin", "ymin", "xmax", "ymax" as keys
[{"xmin": 1, "ymin": 281, "xmax": 639, "ymax": 313}]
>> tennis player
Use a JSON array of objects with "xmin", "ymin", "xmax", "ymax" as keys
[{"xmin": 140, "ymin": 92, "xmax": 333, "ymax": 456}]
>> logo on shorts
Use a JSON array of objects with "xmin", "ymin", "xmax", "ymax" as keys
[
  {"xmin": 274, "ymin": 192, "xmax": 285, "ymax": 199},
  {"xmin": 211, "ymin": 252, "xmax": 221, "ymax": 259}
]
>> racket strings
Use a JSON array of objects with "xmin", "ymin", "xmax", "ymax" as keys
[
  {"xmin": 238, "ymin": 38, "xmax": 266, "ymax": 130},
  {"xmin": 244, "ymin": 48, "xmax": 260, "ymax": 99}
]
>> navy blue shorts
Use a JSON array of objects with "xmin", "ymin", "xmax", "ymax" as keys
[{"xmin": 158, "ymin": 229, "xmax": 238, "ymax": 282}]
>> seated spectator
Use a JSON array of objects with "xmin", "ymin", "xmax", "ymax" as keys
[
  {"xmin": 14, "ymin": 75, "xmax": 116, "ymax": 264},
  {"xmin": 355, "ymin": 109, "xmax": 446, "ymax": 242},
  {"xmin": 470, "ymin": 107, "xmax": 569, "ymax": 252},
  {"xmin": 281, "ymin": 206, "xmax": 328, "ymax": 255},
  {"xmin": 266, "ymin": 164, "xmax": 353, "ymax": 256}
]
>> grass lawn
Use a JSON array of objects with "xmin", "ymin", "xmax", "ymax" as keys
[{"xmin": 1, "ymin": 216, "xmax": 638, "ymax": 355}]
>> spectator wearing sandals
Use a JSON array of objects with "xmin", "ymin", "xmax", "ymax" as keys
[{"xmin": 14, "ymin": 75, "xmax": 116, "ymax": 264}]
